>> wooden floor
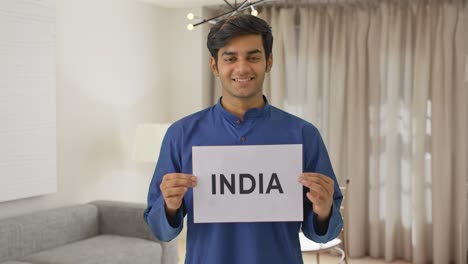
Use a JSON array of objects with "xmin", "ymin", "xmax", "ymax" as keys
[{"xmin": 177, "ymin": 238, "xmax": 411, "ymax": 264}]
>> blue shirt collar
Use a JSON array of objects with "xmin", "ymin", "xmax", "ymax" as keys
[{"xmin": 215, "ymin": 95, "xmax": 271, "ymax": 122}]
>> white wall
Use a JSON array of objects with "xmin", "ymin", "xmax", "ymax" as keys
[
  {"xmin": 166, "ymin": 7, "xmax": 213, "ymax": 121},
  {"xmin": 0, "ymin": 0, "xmax": 209, "ymax": 219}
]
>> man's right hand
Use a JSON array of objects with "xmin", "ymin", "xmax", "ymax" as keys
[{"xmin": 160, "ymin": 173, "xmax": 197, "ymax": 217}]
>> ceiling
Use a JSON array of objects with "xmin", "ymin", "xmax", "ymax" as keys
[{"xmin": 139, "ymin": 0, "xmax": 237, "ymax": 8}]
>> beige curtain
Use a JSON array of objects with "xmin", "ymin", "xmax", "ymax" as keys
[{"xmin": 255, "ymin": 1, "xmax": 468, "ymax": 263}]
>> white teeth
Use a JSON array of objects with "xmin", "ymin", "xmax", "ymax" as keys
[{"xmin": 234, "ymin": 78, "xmax": 253, "ymax": 82}]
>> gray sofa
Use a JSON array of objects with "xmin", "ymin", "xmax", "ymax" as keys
[{"xmin": 0, "ymin": 200, "xmax": 178, "ymax": 264}]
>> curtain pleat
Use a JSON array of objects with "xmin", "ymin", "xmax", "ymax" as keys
[
  {"xmin": 345, "ymin": 4, "xmax": 369, "ymax": 261},
  {"xmin": 431, "ymin": 2, "xmax": 466, "ymax": 263}
]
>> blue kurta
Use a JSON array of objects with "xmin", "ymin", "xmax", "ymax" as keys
[{"xmin": 144, "ymin": 97, "xmax": 343, "ymax": 264}]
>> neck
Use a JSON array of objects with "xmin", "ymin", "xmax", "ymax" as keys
[{"xmin": 221, "ymin": 95, "xmax": 265, "ymax": 120}]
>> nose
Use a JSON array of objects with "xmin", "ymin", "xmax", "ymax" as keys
[{"xmin": 234, "ymin": 58, "xmax": 251, "ymax": 75}]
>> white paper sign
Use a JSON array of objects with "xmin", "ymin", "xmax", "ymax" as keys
[{"xmin": 192, "ymin": 144, "xmax": 303, "ymax": 223}]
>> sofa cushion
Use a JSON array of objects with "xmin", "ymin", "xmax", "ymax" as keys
[
  {"xmin": 0, "ymin": 205, "xmax": 98, "ymax": 263},
  {"xmin": 20, "ymin": 235, "xmax": 163, "ymax": 264},
  {"xmin": 90, "ymin": 201, "xmax": 157, "ymax": 241}
]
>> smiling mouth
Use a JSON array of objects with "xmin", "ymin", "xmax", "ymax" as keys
[{"xmin": 232, "ymin": 77, "xmax": 254, "ymax": 83}]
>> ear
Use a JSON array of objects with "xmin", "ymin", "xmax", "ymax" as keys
[
  {"xmin": 266, "ymin": 53, "xmax": 273, "ymax": 73},
  {"xmin": 210, "ymin": 57, "xmax": 219, "ymax": 77}
]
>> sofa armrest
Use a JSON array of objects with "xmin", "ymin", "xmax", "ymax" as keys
[{"xmin": 89, "ymin": 200, "xmax": 178, "ymax": 264}]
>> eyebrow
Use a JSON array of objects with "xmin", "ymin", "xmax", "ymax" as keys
[{"xmin": 221, "ymin": 49, "xmax": 263, "ymax": 56}]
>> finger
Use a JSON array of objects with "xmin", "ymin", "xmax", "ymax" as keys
[
  {"xmin": 162, "ymin": 178, "xmax": 195, "ymax": 188},
  {"xmin": 163, "ymin": 187, "xmax": 188, "ymax": 197},
  {"xmin": 306, "ymin": 191, "xmax": 325, "ymax": 205},
  {"xmin": 306, "ymin": 192, "xmax": 318, "ymax": 202},
  {"xmin": 164, "ymin": 173, "xmax": 195, "ymax": 180},
  {"xmin": 299, "ymin": 176, "xmax": 332, "ymax": 193},
  {"xmin": 304, "ymin": 178, "xmax": 334, "ymax": 194},
  {"xmin": 301, "ymin": 173, "xmax": 334, "ymax": 186},
  {"xmin": 306, "ymin": 181, "xmax": 331, "ymax": 197},
  {"xmin": 300, "ymin": 172, "xmax": 332, "ymax": 182},
  {"xmin": 299, "ymin": 173, "xmax": 334, "ymax": 190},
  {"xmin": 306, "ymin": 189, "xmax": 332, "ymax": 206},
  {"xmin": 163, "ymin": 174, "xmax": 197, "ymax": 185},
  {"xmin": 305, "ymin": 184, "xmax": 334, "ymax": 206},
  {"xmin": 162, "ymin": 174, "xmax": 197, "ymax": 187}
]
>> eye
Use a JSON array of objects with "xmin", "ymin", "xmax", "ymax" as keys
[
  {"xmin": 224, "ymin": 57, "xmax": 236, "ymax": 63},
  {"xmin": 249, "ymin": 56, "xmax": 261, "ymax": 62}
]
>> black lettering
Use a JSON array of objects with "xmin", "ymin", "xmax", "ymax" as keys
[
  {"xmin": 266, "ymin": 173, "xmax": 284, "ymax": 194},
  {"xmin": 259, "ymin": 173, "xmax": 263, "ymax": 194},
  {"xmin": 220, "ymin": 174, "xmax": 236, "ymax": 194},
  {"xmin": 212, "ymin": 174, "xmax": 216, "ymax": 194},
  {"xmin": 240, "ymin": 173, "xmax": 256, "ymax": 194}
]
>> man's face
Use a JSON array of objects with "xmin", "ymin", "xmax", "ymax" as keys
[{"xmin": 210, "ymin": 34, "xmax": 272, "ymax": 101}]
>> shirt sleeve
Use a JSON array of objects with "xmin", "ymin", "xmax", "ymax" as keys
[
  {"xmin": 301, "ymin": 126, "xmax": 343, "ymax": 243},
  {"xmin": 143, "ymin": 125, "xmax": 185, "ymax": 242}
]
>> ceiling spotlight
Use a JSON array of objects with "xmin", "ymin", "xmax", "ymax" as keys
[
  {"xmin": 184, "ymin": 0, "xmax": 265, "ymax": 30},
  {"xmin": 250, "ymin": 5, "xmax": 258, "ymax": 16}
]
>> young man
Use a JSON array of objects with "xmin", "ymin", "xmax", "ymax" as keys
[{"xmin": 144, "ymin": 14, "xmax": 343, "ymax": 264}]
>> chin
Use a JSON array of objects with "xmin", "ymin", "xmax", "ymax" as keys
[{"xmin": 234, "ymin": 92, "xmax": 261, "ymax": 99}]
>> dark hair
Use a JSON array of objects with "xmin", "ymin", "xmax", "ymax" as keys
[{"xmin": 207, "ymin": 14, "xmax": 273, "ymax": 64}]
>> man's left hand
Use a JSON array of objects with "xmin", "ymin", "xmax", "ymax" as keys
[{"xmin": 299, "ymin": 173, "xmax": 335, "ymax": 221}]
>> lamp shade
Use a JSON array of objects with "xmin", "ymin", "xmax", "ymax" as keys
[
  {"xmin": 465, "ymin": 55, "xmax": 468, "ymax": 82},
  {"xmin": 132, "ymin": 123, "xmax": 171, "ymax": 162}
]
